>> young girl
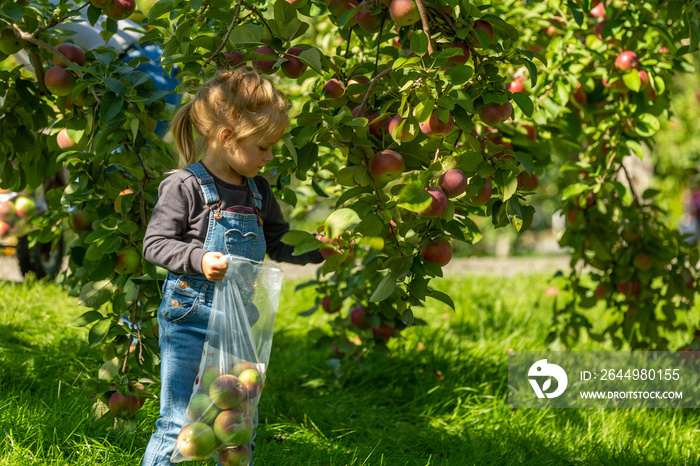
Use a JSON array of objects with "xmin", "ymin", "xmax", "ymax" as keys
[{"xmin": 142, "ymin": 67, "xmax": 323, "ymax": 466}]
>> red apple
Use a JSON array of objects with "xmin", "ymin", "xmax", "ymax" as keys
[
  {"xmin": 281, "ymin": 47, "xmax": 307, "ymax": 78},
  {"xmin": 479, "ymin": 101, "xmax": 512, "ymax": 126},
  {"xmin": 590, "ymin": 0, "xmax": 606, "ymax": 18},
  {"xmin": 213, "ymin": 410, "xmax": 254, "ymax": 446},
  {"xmin": 326, "ymin": 0, "xmax": 359, "ymax": 26},
  {"xmin": 0, "ymin": 220, "xmax": 10, "ymax": 237},
  {"xmin": 368, "ymin": 149, "xmax": 405, "ymax": 184},
  {"xmin": 187, "ymin": 393, "xmax": 222, "ymax": 424},
  {"xmin": 322, "ymin": 295, "xmax": 341, "ymax": 313},
  {"xmin": 617, "ymin": 280, "xmax": 641, "ymax": 298},
  {"xmin": 349, "ymin": 305, "xmax": 368, "ymax": 329},
  {"xmin": 517, "ymin": 172, "xmax": 539, "ymax": 191},
  {"xmin": 594, "ymin": 283, "xmax": 608, "ymax": 300},
  {"xmin": 371, "ymin": 324, "xmax": 394, "ymax": 341},
  {"xmin": 468, "ymin": 179, "xmax": 492, "ymax": 206},
  {"xmin": 388, "ymin": 115, "xmax": 416, "ymax": 142},
  {"xmin": 54, "ymin": 43, "xmax": 85, "ymax": 67},
  {"xmin": 210, "ymin": 375, "xmax": 246, "ymax": 410},
  {"xmin": 506, "ymin": 80, "xmax": 525, "ymax": 94},
  {"xmin": 356, "ymin": 0, "xmax": 383, "ymax": 32},
  {"xmin": 115, "ymin": 247, "xmax": 139, "ymax": 274},
  {"xmin": 69, "ymin": 209, "xmax": 97, "ymax": 232},
  {"xmin": 524, "ymin": 125, "xmax": 536, "ymax": 142},
  {"xmin": 108, "ymin": 391, "xmax": 140, "ymax": 417},
  {"xmin": 419, "ymin": 109, "xmax": 454, "ymax": 138},
  {"xmin": 615, "ymin": 51, "xmax": 639, "ymax": 71},
  {"xmin": 367, "ymin": 112, "xmax": 391, "ymax": 139},
  {"xmin": 176, "ymin": 422, "xmax": 217, "ymax": 460},
  {"xmin": 220, "ymin": 445, "xmax": 251, "ymax": 466},
  {"xmin": 14, "ymin": 196, "xmax": 36, "ymax": 219},
  {"xmin": 347, "ymin": 74, "xmax": 370, "ymax": 101},
  {"xmin": 230, "ymin": 361, "xmax": 257, "ymax": 377},
  {"xmin": 420, "ymin": 238, "xmax": 453, "ymax": 267},
  {"xmin": 104, "ymin": 0, "xmax": 136, "ymax": 20},
  {"xmin": 637, "ymin": 70, "xmax": 649, "ymax": 90},
  {"xmin": 323, "ymin": 78, "xmax": 344, "ymax": 98},
  {"xmin": 445, "ymin": 42, "xmax": 470, "ymax": 66},
  {"xmin": 57, "ymin": 128, "xmax": 81, "ymax": 150},
  {"xmin": 471, "ymin": 20, "xmax": 494, "ymax": 48},
  {"xmin": 572, "ymin": 83, "xmax": 587, "ymax": 105},
  {"xmin": 252, "ymin": 45, "xmax": 277, "ymax": 73},
  {"xmin": 633, "ymin": 253, "xmax": 652, "ymax": 270},
  {"xmin": 238, "ymin": 368, "xmax": 263, "ymax": 399},
  {"xmin": 390, "ymin": 0, "xmax": 420, "ymax": 26},
  {"xmin": 0, "ymin": 200, "xmax": 15, "ymax": 218},
  {"xmin": 419, "ymin": 188, "xmax": 448, "ymax": 217},
  {"xmin": 44, "ymin": 66, "xmax": 75, "ymax": 96},
  {"xmin": 438, "ymin": 169, "xmax": 467, "ymax": 198},
  {"xmin": 594, "ymin": 19, "xmax": 608, "ymax": 40},
  {"xmin": 223, "ymin": 50, "xmax": 244, "ymax": 67}
]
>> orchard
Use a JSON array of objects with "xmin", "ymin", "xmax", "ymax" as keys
[{"xmin": 0, "ymin": 0, "xmax": 699, "ymax": 422}]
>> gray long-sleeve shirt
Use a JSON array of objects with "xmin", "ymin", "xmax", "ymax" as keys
[{"xmin": 143, "ymin": 164, "xmax": 323, "ymax": 276}]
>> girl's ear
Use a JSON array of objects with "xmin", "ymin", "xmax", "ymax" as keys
[{"xmin": 219, "ymin": 127, "xmax": 235, "ymax": 145}]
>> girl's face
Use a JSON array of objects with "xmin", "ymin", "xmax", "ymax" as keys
[{"xmin": 207, "ymin": 128, "xmax": 279, "ymax": 184}]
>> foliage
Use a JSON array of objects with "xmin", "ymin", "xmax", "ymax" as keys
[{"xmin": 0, "ymin": 0, "xmax": 699, "ymax": 409}]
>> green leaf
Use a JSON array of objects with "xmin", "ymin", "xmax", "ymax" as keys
[
  {"xmin": 634, "ymin": 113, "xmax": 660, "ymax": 138},
  {"xmin": 1, "ymin": 3, "xmax": 24, "ymax": 22},
  {"xmin": 98, "ymin": 357, "xmax": 119, "ymax": 380},
  {"xmin": 409, "ymin": 30, "xmax": 429, "ymax": 56},
  {"xmin": 282, "ymin": 230, "xmax": 315, "ymax": 245},
  {"xmin": 148, "ymin": 0, "xmax": 176, "ymax": 22},
  {"xmin": 100, "ymin": 92, "xmax": 124, "ymax": 123},
  {"xmin": 521, "ymin": 58, "xmax": 538, "ymax": 88},
  {"xmin": 396, "ymin": 182, "xmax": 432, "ymax": 212},
  {"xmin": 427, "ymin": 289, "xmax": 455, "ymax": 310},
  {"xmin": 79, "ymin": 280, "xmax": 115, "ymax": 309},
  {"xmin": 325, "ymin": 208, "xmax": 361, "ymax": 239},
  {"xmin": 561, "ymin": 183, "xmax": 588, "ymax": 200},
  {"xmin": 514, "ymin": 151, "xmax": 535, "ymax": 175},
  {"xmin": 511, "ymin": 92, "xmax": 533, "ymax": 117},
  {"xmin": 686, "ymin": 9, "xmax": 700, "ymax": 53},
  {"xmin": 625, "ymin": 139, "xmax": 645, "ymax": 159},
  {"xmin": 298, "ymin": 48, "xmax": 322, "ymax": 74},
  {"xmin": 355, "ymin": 213, "xmax": 384, "ymax": 237},
  {"xmin": 274, "ymin": 0, "xmax": 297, "ymax": 23},
  {"xmin": 447, "ymin": 64, "xmax": 473, "ymax": 85},
  {"xmin": 228, "ymin": 24, "xmax": 265, "ymax": 47},
  {"xmin": 401, "ymin": 309, "xmax": 414, "ymax": 327},
  {"xmin": 622, "ymin": 71, "xmax": 641, "ymax": 92},
  {"xmin": 370, "ymin": 272, "xmax": 397, "ymax": 302},
  {"xmin": 89, "ymin": 318, "xmax": 111, "ymax": 346},
  {"xmin": 103, "ymin": 77, "xmax": 127, "ymax": 95},
  {"xmin": 667, "ymin": 0, "xmax": 683, "ymax": 20},
  {"xmin": 87, "ymin": 4, "xmax": 101, "ymax": 25},
  {"xmin": 71, "ymin": 310, "xmax": 104, "ymax": 327},
  {"xmin": 506, "ymin": 198, "xmax": 524, "ymax": 232},
  {"xmin": 414, "ymin": 99, "xmax": 435, "ymax": 123}
]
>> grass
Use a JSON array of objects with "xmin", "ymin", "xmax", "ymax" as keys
[{"xmin": 1, "ymin": 272, "xmax": 700, "ymax": 465}]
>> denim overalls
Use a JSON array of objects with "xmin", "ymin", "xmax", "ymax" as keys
[{"xmin": 143, "ymin": 161, "xmax": 265, "ymax": 466}]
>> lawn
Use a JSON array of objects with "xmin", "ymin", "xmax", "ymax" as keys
[{"xmin": 1, "ymin": 272, "xmax": 699, "ymax": 465}]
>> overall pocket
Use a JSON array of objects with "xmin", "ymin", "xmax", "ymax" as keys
[
  {"xmin": 225, "ymin": 228, "xmax": 258, "ymax": 258},
  {"xmin": 160, "ymin": 277, "xmax": 207, "ymax": 323}
]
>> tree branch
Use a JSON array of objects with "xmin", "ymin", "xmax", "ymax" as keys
[
  {"xmin": 415, "ymin": 0, "xmax": 435, "ymax": 54},
  {"xmin": 201, "ymin": 0, "xmax": 243, "ymax": 75},
  {"xmin": 357, "ymin": 66, "xmax": 393, "ymax": 118}
]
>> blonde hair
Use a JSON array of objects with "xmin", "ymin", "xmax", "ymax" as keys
[{"xmin": 171, "ymin": 67, "xmax": 290, "ymax": 167}]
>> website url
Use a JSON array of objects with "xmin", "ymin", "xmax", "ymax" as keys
[{"xmin": 580, "ymin": 391, "xmax": 683, "ymax": 400}]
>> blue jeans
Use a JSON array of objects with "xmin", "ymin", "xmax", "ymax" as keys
[{"xmin": 142, "ymin": 275, "xmax": 256, "ymax": 466}]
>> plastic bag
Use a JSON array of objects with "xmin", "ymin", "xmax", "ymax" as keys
[{"xmin": 171, "ymin": 255, "xmax": 283, "ymax": 464}]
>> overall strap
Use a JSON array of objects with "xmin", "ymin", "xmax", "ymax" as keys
[
  {"xmin": 247, "ymin": 177, "xmax": 263, "ymax": 210},
  {"xmin": 185, "ymin": 162, "xmax": 220, "ymax": 205},
  {"xmin": 247, "ymin": 177, "xmax": 264, "ymax": 226}
]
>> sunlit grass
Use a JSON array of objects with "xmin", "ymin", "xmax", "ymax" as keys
[{"xmin": 0, "ymin": 273, "xmax": 699, "ymax": 465}]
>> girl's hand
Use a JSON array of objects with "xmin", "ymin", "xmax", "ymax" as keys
[{"xmin": 202, "ymin": 251, "xmax": 228, "ymax": 281}]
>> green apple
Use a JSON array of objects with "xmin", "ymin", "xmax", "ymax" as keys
[
  {"xmin": 115, "ymin": 247, "xmax": 140, "ymax": 275},
  {"xmin": 213, "ymin": 409, "xmax": 254, "ymax": 446},
  {"xmin": 187, "ymin": 393, "xmax": 222, "ymax": 424},
  {"xmin": 238, "ymin": 368, "xmax": 263, "ymax": 399},
  {"xmin": 176, "ymin": 422, "xmax": 217, "ymax": 460}
]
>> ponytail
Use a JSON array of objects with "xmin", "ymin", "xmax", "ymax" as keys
[
  {"xmin": 170, "ymin": 67, "xmax": 289, "ymax": 169},
  {"xmin": 171, "ymin": 101, "xmax": 196, "ymax": 167}
]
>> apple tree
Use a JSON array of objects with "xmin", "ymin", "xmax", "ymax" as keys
[{"xmin": 0, "ymin": 0, "xmax": 699, "ymax": 414}]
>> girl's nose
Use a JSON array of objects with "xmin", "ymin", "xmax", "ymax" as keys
[{"xmin": 263, "ymin": 149, "xmax": 273, "ymax": 162}]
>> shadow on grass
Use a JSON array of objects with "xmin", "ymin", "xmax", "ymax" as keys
[{"xmin": 258, "ymin": 329, "xmax": 700, "ymax": 466}]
